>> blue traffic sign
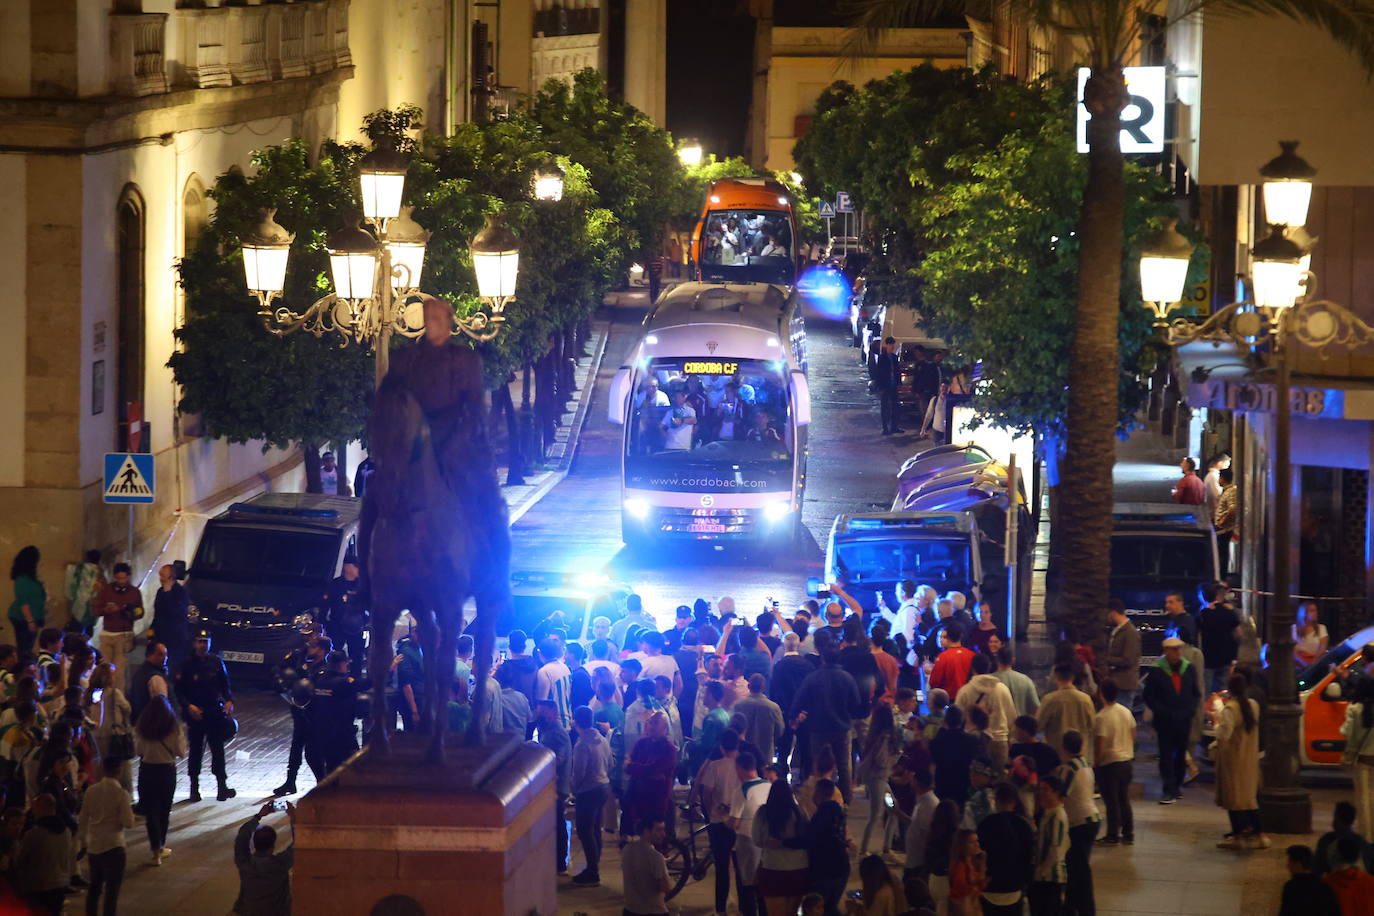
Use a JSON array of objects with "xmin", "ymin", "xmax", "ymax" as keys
[
  {"xmin": 835, "ymin": 191, "xmax": 853, "ymax": 214},
  {"xmin": 818, "ymin": 201, "xmax": 836, "ymax": 219},
  {"xmin": 103, "ymin": 453, "xmax": 155, "ymax": 504}
]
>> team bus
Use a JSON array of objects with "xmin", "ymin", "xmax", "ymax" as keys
[
  {"xmin": 690, "ymin": 178, "xmax": 798, "ymax": 286},
  {"xmin": 608, "ymin": 282, "xmax": 810, "ymax": 549}
]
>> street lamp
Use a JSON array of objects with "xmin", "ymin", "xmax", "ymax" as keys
[
  {"xmin": 240, "ymin": 142, "xmax": 522, "ymax": 388},
  {"xmin": 533, "ymin": 163, "xmax": 565, "ymax": 202},
  {"xmin": 1138, "ymin": 218, "xmax": 1194, "ymax": 322},
  {"xmin": 677, "ymin": 138, "xmax": 704, "ymax": 168},
  {"xmin": 1137, "ymin": 141, "xmax": 1371, "ymax": 834},
  {"xmin": 1259, "ymin": 141, "xmax": 1316, "ymax": 229}
]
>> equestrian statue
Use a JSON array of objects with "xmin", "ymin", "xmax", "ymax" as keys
[{"xmin": 359, "ymin": 295, "xmax": 512, "ymax": 763}]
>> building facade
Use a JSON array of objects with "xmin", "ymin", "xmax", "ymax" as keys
[{"xmin": 0, "ymin": 0, "xmax": 663, "ymax": 623}]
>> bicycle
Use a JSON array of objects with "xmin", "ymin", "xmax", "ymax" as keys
[{"xmin": 663, "ymin": 801, "xmax": 715, "ymax": 901}]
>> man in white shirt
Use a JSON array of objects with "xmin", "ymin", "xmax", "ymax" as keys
[
  {"xmin": 729, "ymin": 752, "xmax": 770, "ymax": 916},
  {"xmin": 1092, "ymin": 681, "xmax": 1136, "ymax": 846},
  {"xmin": 585, "ymin": 639, "xmax": 621, "ymax": 684},
  {"xmin": 534, "ymin": 638, "xmax": 573, "ymax": 729},
  {"xmin": 904, "ymin": 767, "xmax": 939, "ymax": 876},
  {"xmin": 637, "ymin": 632, "xmax": 682, "ymax": 695},
  {"xmin": 660, "ymin": 387, "xmax": 696, "ymax": 450},
  {"xmin": 610, "ymin": 596, "xmax": 654, "ymax": 655},
  {"xmin": 880, "ymin": 579, "xmax": 922, "ymax": 664},
  {"xmin": 78, "ymin": 756, "xmax": 136, "ymax": 900}
]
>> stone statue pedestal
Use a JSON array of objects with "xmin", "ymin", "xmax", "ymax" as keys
[{"xmin": 292, "ymin": 732, "xmax": 557, "ymax": 916}]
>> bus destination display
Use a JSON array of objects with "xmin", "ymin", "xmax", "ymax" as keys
[{"xmin": 682, "ymin": 360, "xmax": 740, "ymax": 375}]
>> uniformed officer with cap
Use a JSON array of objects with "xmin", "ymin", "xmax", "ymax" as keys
[
  {"xmin": 321, "ymin": 556, "xmax": 368, "ymax": 677},
  {"xmin": 309, "ymin": 650, "xmax": 366, "ymax": 775},
  {"xmin": 272, "ymin": 631, "xmax": 332, "ymax": 797},
  {"xmin": 175, "ymin": 629, "xmax": 237, "ymax": 801}
]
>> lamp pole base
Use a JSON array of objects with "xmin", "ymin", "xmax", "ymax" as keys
[{"xmin": 1258, "ymin": 785, "xmax": 1312, "ymax": 835}]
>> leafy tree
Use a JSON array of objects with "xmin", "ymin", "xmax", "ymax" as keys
[{"xmin": 846, "ymin": 0, "xmax": 1374, "ymax": 664}]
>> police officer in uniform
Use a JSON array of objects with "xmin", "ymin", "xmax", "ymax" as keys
[
  {"xmin": 272, "ymin": 632, "xmax": 331, "ymax": 797},
  {"xmin": 310, "ymin": 650, "xmax": 365, "ymax": 775},
  {"xmin": 322, "ymin": 557, "xmax": 368, "ymax": 677},
  {"xmin": 175, "ymin": 630, "xmax": 236, "ymax": 801}
]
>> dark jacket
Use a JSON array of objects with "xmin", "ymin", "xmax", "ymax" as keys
[
  {"xmin": 769, "ymin": 654, "xmax": 814, "ymax": 713},
  {"xmin": 805, "ymin": 800, "xmax": 851, "ymax": 879},
  {"xmin": 838, "ymin": 644, "xmax": 881, "ymax": 704},
  {"xmin": 151, "ymin": 584, "xmax": 190, "ymax": 649},
  {"xmin": 235, "ymin": 816, "xmax": 294, "ymax": 916},
  {"xmin": 1280, "ymin": 872, "xmax": 1341, "ymax": 916},
  {"xmin": 1164, "ymin": 611, "xmax": 1198, "ymax": 647},
  {"xmin": 912, "ymin": 360, "xmax": 943, "ymax": 398},
  {"xmin": 930, "ymin": 727, "xmax": 981, "ymax": 803},
  {"xmin": 870, "ymin": 350, "xmax": 900, "ymax": 390},
  {"xmin": 14, "ymin": 815, "xmax": 70, "ymax": 894},
  {"xmin": 176, "ymin": 652, "xmax": 233, "ymax": 719},
  {"xmin": 321, "ymin": 575, "xmax": 368, "ymax": 637},
  {"xmin": 1105, "ymin": 619, "xmax": 1142, "ymax": 691},
  {"xmin": 1142, "ymin": 656, "xmax": 1201, "ymax": 729},
  {"xmin": 788, "ymin": 663, "xmax": 863, "ymax": 735},
  {"xmin": 536, "ymin": 719, "xmax": 573, "ymax": 796},
  {"xmin": 272, "ymin": 649, "xmax": 330, "ymax": 708},
  {"xmin": 130, "ymin": 659, "xmax": 168, "ymax": 724},
  {"xmin": 310, "ymin": 671, "xmax": 361, "ymax": 746},
  {"xmin": 976, "ymin": 811, "xmax": 1034, "ymax": 895}
]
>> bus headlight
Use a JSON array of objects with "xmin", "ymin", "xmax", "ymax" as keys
[
  {"xmin": 624, "ymin": 497, "xmax": 651, "ymax": 519},
  {"xmin": 764, "ymin": 501, "xmax": 793, "ymax": 523}
]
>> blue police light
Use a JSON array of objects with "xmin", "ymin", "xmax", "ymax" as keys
[{"xmin": 796, "ymin": 265, "xmax": 850, "ymax": 319}]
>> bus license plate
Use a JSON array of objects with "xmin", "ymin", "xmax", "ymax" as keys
[
  {"xmin": 221, "ymin": 650, "xmax": 265, "ymax": 664},
  {"xmin": 687, "ymin": 521, "xmax": 728, "ymax": 533}
]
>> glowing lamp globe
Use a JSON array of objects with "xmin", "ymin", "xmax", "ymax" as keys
[
  {"xmin": 1259, "ymin": 141, "xmax": 1316, "ymax": 229},
  {"xmin": 358, "ymin": 143, "xmax": 410, "ymax": 223},
  {"xmin": 1137, "ymin": 219, "xmax": 1194, "ymax": 310},
  {"xmin": 677, "ymin": 138, "xmax": 704, "ymax": 168},
  {"xmin": 1250, "ymin": 227, "xmax": 1306, "ymax": 310},
  {"xmin": 470, "ymin": 214, "xmax": 520, "ymax": 301},
  {"xmin": 327, "ymin": 220, "xmax": 379, "ymax": 301},
  {"xmin": 383, "ymin": 205, "xmax": 431, "ymax": 292},
  {"xmin": 241, "ymin": 208, "xmax": 294, "ymax": 296},
  {"xmin": 533, "ymin": 165, "xmax": 565, "ymax": 202}
]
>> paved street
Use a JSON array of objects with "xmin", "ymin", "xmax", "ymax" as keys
[{"xmin": 100, "ymin": 301, "xmax": 1353, "ymax": 915}]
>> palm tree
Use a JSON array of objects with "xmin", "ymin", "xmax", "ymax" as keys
[{"xmin": 843, "ymin": 0, "xmax": 1374, "ymax": 650}]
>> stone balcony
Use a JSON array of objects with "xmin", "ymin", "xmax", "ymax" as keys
[
  {"xmin": 531, "ymin": 32, "xmax": 603, "ymax": 89},
  {"xmin": 111, "ymin": 0, "xmax": 351, "ymax": 97}
]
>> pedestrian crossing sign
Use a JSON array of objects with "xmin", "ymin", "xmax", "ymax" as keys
[
  {"xmin": 103, "ymin": 452, "xmax": 155, "ymax": 504},
  {"xmin": 818, "ymin": 201, "xmax": 836, "ymax": 219}
]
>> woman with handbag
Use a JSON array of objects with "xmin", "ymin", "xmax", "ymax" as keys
[
  {"xmin": 1342, "ymin": 678, "xmax": 1374, "ymax": 837},
  {"xmin": 88, "ymin": 662, "xmax": 133, "ymax": 790},
  {"xmin": 133, "ymin": 695, "xmax": 186, "ymax": 866}
]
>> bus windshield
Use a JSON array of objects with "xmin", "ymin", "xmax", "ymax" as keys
[
  {"xmin": 625, "ymin": 357, "xmax": 793, "ymax": 493},
  {"xmin": 699, "ymin": 208, "xmax": 794, "ymax": 285}
]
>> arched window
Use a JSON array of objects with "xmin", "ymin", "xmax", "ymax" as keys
[
  {"xmin": 116, "ymin": 186, "xmax": 146, "ymax": 452},
  {"xmin": 182, "ymin": 175, "xmax": 208, "ymax": 258}
]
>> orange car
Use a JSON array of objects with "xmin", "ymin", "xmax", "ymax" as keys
[{"xmin": 1300, "ymin": 626, "xmax": 1374, "ymax": 767}]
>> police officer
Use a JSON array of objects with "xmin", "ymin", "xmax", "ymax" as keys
[
  {"xmin": 272, "ymin": 632, "xmax": 332, "ymax": 797},
  {"xmin": 175, "ymin": 630, "xmax": 236, "ymax": 802},
  {"xmin": 322, "ymin": 557, "xmax": 368, "ymax": 677},
  {"xmin": 310, "ymin": 650, "xmax": 364, "ymax": 775}
]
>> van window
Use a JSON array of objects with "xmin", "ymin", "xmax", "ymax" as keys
[
  {"xmin": 1110, "ymin": 535, "xmax": 1212, "ymax": 581},
  {"xmin": 193, "ymin": 526, "xmax": 339, "ymax": 584},
  {"xmin": 834, "ymin": 537, "xmax": 971, "ymax": 585}
]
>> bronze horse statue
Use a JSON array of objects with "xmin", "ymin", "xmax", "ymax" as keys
[{"xmin": 359, "ymin": 373, "xmax": 506, "ymax": 762}]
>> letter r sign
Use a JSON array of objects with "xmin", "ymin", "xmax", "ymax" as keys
[{"xmin": 1076, "ymin": 66, "xmax": 1166, "ymax": 154}]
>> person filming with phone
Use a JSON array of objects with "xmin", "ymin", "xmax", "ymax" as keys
[{"xmin": 235, "ymin": 800, "xmax": 296, "ymax": 916}]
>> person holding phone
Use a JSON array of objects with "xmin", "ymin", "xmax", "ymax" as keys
[
  {"xmin": 95, "ymin": 563, "xmax": 143, "ymax": 682},
  {"xmin": 235, "ymin": 801, "xmax": 296, "ymax": 915}
]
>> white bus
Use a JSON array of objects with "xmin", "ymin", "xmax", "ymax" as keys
[{"xmin": 608, "ymin": 283, "xmax": 810, "ymax": 549}]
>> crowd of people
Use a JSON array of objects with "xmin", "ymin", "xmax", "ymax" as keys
[
  {"xmin": 630, "ymin": 370, "xmax": 789, "ymax": 456},
  {"xmin": 700, "ymin": 213, "xmax": 793, "ymax": 267}
]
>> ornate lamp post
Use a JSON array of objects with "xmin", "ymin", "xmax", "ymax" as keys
[
  {"xmin": 240, "ymin": 144, "xmax": 522, "ymax": 389},
  {"xmin": 532, "ymin": 163, "xmax": 565, "ymax": 203},
  {"xmin": 1140, "ymin": 142, "xmax": 1374, "ymax": 833}
]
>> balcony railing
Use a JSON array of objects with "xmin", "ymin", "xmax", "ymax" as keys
[
  {"xmin": 116, "ymin": 0, "xmax": 351, "ymax": 96},
  {"xmin": 110, "ymin": 13, "xmax": 170, "ymax": 97}
]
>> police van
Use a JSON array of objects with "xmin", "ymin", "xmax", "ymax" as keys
[{"xmin": 186, "ymin": 493, "xmax": 361, "ymax": 679}]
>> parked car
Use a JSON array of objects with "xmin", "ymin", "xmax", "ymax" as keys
[
  {"xmin": 1109, "ymin": 503, "xmax": 1219, "ymax": 663},
  {"xmin": 185, "ymin": 493, "xmax": 361, "ymax": 680},
  {"xmin": 861, "ymin": 304, "xmax": 946, "ymax": 370},
  {"xmin": 1300, "ymin": 625, "xmax": 1374, "ymax": 766}
]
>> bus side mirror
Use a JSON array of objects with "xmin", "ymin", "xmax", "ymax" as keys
[
  {"xmin": 608, "ymin": 367, "xmax": 633, "ymax": 425},
  {"xmin": 790, "ymin": 370, "xmax": 811, "ymax": 426}
]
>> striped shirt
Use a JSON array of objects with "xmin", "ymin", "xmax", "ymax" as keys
[
  {"xmin": 1034, "ymin": 805, "xmax": 1070, "ymax": 883},
  {"xmin": 536, "ymin": 661, "xmax": 573, "ymax": 729},
  {"xmin": 1055, "ymin": 757, "xmax": 1101, "ymax": 827}
]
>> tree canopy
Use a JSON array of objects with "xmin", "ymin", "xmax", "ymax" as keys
[
  {"xmin": 171, "ymin": 73, "xmax": 690, "ymax": 456},
  {"xmin": 794, "ymin": 66, "xmax": 1194, "ymax": 439}
]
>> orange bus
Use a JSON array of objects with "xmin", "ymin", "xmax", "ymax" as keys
[{"xmin": 689, "ymin": 178, "xmax": 798, "ymax": 286}]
